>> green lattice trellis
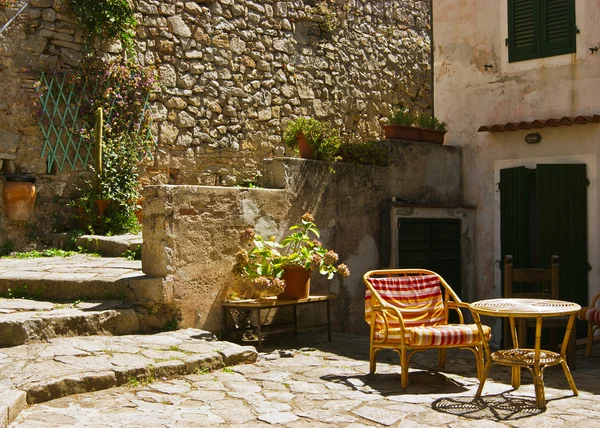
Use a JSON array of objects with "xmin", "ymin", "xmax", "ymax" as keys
[{"xmin": 36, "ymin": 70, "xmax": 154, "ymax": 173}]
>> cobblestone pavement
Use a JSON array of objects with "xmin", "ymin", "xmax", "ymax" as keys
[{"xmin": 10, "ymin": 333, "xmax": 600, "ymax": 427}]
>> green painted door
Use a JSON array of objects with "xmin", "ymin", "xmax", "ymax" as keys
[{"xmin": 500, "ymin": 163, "xmax": 588, "ymax": 336}]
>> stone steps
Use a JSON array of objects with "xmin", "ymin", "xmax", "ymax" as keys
[
  {"xmin": 0, "ymin": 255, "xmax": 145, "ymax": 302},
  {"xmin": 0, "ymin": 329, "xmax": 257, "ymax": 427},
  {"xmin": 75, "ymin": 234, "xmax": 143, "ymax": 258},
  {"xmin": 0, "ymin": 299, "xmax": 139, "ymax": 347}
]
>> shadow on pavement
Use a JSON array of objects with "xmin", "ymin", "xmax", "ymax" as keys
[
  {"xmin": 432, "ymin": 393, "xmax": 544, "ymax": 420},
  {"xmin": 322, "ymin": 370, "xmax": 470, "ymax": 396}
]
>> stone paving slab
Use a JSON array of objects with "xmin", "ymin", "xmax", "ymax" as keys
[
  {"xmin": 0, "ymin": 299, "xmax": 139, "ymax": 346},
  {"xmin": 9, "ymin": 333, "xmax": 600, "ymax": 427},
  {"xmin": 0, "ymin": 329, "xmax": 257, "ymax": 427}
]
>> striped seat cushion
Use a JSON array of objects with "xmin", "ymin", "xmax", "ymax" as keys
[
  {"xmin": 375, "ymin": 323, "xmax": 492, "ymax": 346},
  {"xmin": 580, "ymin": 307, "xmax": 600, "ymax": 324},
  {"xmin": 365, "ymin": 274, "xmax": 447, "ymax": 339}
]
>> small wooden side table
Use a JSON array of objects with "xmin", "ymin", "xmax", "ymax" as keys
[
  {"xmin": 222, "ymin": 294, "xmax": 336, "ymax": 351},
  {"xmin": 470, "ymin": 298, "xmax": 580, "ymax": 409}
]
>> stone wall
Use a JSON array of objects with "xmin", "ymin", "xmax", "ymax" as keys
[
  {"xmin": 0, "ymin": 0, "xmax": 432, "ymax": 248},
  {"xmin": 141, "ymin": 140, "xmax": 464, "ymax": 335}
]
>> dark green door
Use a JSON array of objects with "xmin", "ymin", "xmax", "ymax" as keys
[
  {"xmin": 398, "ymin": 218, "xmax": 462, "ymax": 297},
  {"xmin": 536, "ymin": 164, "xmax": 588, "ymax": 305},
  {"xmin": 500, "ymin": 163, "xmax": 588, "ymax": 335}
]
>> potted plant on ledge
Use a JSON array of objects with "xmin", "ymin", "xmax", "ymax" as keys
[
  {"xmin": 383, "ymin": 107, "xmax": 447, "ymax": 144},
  {"xmin": 231, "ymin": 212, "xmax": 350, "ymax": 300},
  {"xmin": 283, "ymin": 117, "xmax": 342, "ymax": 162}
]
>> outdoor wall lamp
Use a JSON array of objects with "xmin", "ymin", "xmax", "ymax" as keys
[{"xmin": 525, "ymin": 133, "xmax": 542, "ymax": 144}]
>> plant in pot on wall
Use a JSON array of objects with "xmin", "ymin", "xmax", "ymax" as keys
[
  {"xmin": 283, "ymin": 118, "xmax": 342, "ymax": 162},
  {"xmin": 383, "ymin": 107, "xmax": 448, "ymax": 144},
  {"xmin": 230, "ymin": 212, "xmax": 350, "ymax": 300}
]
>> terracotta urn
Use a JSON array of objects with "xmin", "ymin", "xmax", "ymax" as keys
[{"xmin": 3, "ymin": 175, "xmax": 36, "ymax": 221}]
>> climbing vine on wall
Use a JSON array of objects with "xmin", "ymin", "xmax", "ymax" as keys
[{"xmin": 70, "ymin": 0, "xmax": 137, "ymax": 54}]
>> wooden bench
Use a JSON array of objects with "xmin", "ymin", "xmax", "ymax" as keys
[{"xmin": 222, "ymin": 294, "xmax": 336, "ymax": 351}]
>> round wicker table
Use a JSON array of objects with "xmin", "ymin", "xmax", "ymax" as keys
[{"xmin": 470, "ymin": 298, "xmax": 580, "ymax": 409}]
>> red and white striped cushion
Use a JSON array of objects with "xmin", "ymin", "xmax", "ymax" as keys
[
  {"xmin": 374, "ymin": 323, "xmax": 491, "ymax": 346},
  {"xmin": 581, "ymin": 307, "xmax": 600, "ymax": 324},
  {"xmin": 365, "ymin": 275, "xmax": 446, "ymax": 333}
]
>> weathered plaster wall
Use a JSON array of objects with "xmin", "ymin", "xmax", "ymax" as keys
[
  {"xmin": 0, "ymin": 0, "xmax": 432, "ymax": 249},
  {"xmin": 141, "ymin": 140, "xmax": 463, "ymax": 335},
  {"xmin": 433, "ymin": 0, "xmax": 600, "ymax": 303}
]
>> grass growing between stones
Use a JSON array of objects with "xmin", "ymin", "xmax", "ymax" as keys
[
  {"xmin": 127, "ymin": 374, "xmax": 155, "ymax": 388},
  {"xmin": 2, "ymin": 248, "xmax": 76, "ymax": 259}
]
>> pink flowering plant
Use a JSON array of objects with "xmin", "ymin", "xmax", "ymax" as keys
[{"xmin": 231, "ymin": 213, "xmax": 350, "ymax": 299}]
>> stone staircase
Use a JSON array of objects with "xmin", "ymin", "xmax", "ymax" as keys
[{"xmin": 0, "ymin": 249, "xmax": 257, "ymax": 428}]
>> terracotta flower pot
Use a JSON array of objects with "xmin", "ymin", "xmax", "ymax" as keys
[
  {"xmin": 383, "ymin": 125, "xmax": 446, "ymax": 144},
  {"xmin": 297, "ymin": 133, "xmax": 314, "ymax": 159},
  {"xmin": 278, "ymin": 266, "xmax": 312, "ymax": 300},
  {"xmin": 3, "ymin": 175, "xmax": 36, "ymax": 221},
  {"xmin": 95, "ymin": 199, "xmax": 110, "ymax": 216},
  {"xmin": 383, "ymin": 124, "xmax": 421, "ymax": 141},
  {"xmin": 419, "ymin": 128, "xmax": 446, "ymax": 144}
]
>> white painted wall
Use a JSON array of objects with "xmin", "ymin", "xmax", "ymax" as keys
[{"xmin": 433, "ymin": 0, "xmax": 600, "ymax": 303}]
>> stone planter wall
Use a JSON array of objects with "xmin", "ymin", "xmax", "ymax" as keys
[
  {"xmin": 141, "ymin": 140, "xmax": 467, "ymax": 336},
  {"xmin": 0, "ymin": 0, "xmax": 432, "ymax": 249}
]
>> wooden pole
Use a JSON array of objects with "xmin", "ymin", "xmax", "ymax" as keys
[{"xmin": 94, "ymin": 107, "xmax": 103, "ymax": 189}]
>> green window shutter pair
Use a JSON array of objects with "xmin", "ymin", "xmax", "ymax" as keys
[{"xmin": 508, "ymin": 0, "xmax": 576, "ymax": 62}]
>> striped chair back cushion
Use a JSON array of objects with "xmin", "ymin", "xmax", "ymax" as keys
[{"xmin": 365, "ymin": 274, "xmax": 447, "ymax": 330}]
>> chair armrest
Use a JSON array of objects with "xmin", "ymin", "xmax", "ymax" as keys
[
  {"xmin": 370, "ymin": 304, "xmax": 407, "ymax": 343},
  {"xmin": 447, "ymin": 301, "xmax": 467, "ymax": 324},
  {"xmin": 592, "ymin": 293, "xmax": 600, "ymax": 308}
]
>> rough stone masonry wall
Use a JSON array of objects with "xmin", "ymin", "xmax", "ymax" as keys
[
  {"xmin": 140, "ymin": 0, "xmax": 433, "ymax": 186},
  {"xmin": 0, "ymin": 0, "xmax": 431, "ymax": 249}
]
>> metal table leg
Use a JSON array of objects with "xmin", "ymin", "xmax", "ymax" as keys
[{"xmin": 327, "ymin": 299, "xmax": 332, "ymax": 341}]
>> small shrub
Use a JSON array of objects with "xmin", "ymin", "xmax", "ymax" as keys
[
  {"xmin": 415, "ymin": 114, "xmax": 447, "ymax": 132},
  {"xmin": 337, "ymin": 141, "xmax": 390, "ymax": 167},
  {"xmin": 389, "ymin": 107, "xmax": 415, "ymax": 126}
]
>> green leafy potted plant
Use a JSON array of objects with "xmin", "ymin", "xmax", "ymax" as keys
[
  {"xmin": 283, "ymin": 118, "xmax": 342, "ymax": 162},
  {"xmin": 231, "ymin": 212, "xmax": 350, "ymax": 300},
  {"xmin": 384, "ymin": 107, "xmax": 447, "ymax": 144},
  {"xmin": 415, "ymin": 113, "xmax": 448, "ymax": 144}
]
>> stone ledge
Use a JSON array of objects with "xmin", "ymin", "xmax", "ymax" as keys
[{"xmin": 0, "ymin": 390, "xmax": 26, "ymax": 428}]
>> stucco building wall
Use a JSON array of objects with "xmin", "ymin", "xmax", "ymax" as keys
[{"xmin": 433, "ymin": 0, "xmax": 600, "ymax": 303}]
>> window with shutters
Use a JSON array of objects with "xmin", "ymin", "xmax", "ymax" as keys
[{"xmin": 508, "ymin": 0, "xmax": 576, "ymax": 62}]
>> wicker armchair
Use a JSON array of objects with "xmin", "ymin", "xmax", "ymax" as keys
[
  {"xmin": 579, "ymin": 292, "xmax": 600, "ymax": 356},
  {"xmin": 364, "ymin": 269, "xmax": 491, "ymax": 388}
]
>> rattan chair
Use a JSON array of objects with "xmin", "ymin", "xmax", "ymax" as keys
[
  {"xmin": 503, "ymin": 255, "xmax": 576, "ymax": 368},
  {"xmin": 363, "ymin": 269, "xmax": 491, "ymax": 388},
  {"xmin": 579, "ymin": 293, "xmax": 600, "ymax": 356}
]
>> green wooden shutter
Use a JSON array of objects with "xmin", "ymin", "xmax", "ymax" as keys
[
  {"xmin": 508, "ymin": 0, "xmax": 541, "ymax": 62},
  {"xmin": 500, "ymin": 167, "xmax": 530, "ymax": 268},
  {"xmin": 398, "ymin": 218, "xmax": 462, "ymax": 297},
  {"xmin": 541, "ymin": 0, "xmax": 576, "ymax": 57},
  {"xmin": 536, "ymin": 164, "xmax": 587, "ymax": 305}
]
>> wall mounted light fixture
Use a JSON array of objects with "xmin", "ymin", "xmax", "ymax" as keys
[{"xmin": 525, "ymin": 133, "xmax": 542, "ymax": 144}]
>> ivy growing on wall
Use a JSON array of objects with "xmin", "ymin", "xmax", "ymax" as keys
[{"xmin": 70, "ymin": 0, "xmax": 137, "ymax": 54}]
